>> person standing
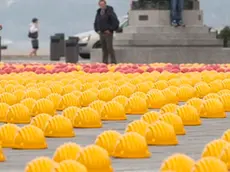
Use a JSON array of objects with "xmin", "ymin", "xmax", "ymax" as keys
[
  {"xmin": 94, "ymin": 0, "xmax": 119, "ymax": 64},
  {"xmin": 28, "ymin": 18, "xmax": 39, "ymax": 56},
  {"xmin": 171, "ymin": 0, "xmax": 184, "ymax": 27}
]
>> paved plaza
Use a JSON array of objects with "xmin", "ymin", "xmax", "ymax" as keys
[
  {"xmin": 1, "ymin": 56, "xmax": 90, "ymax": 64},
  {"xmin": 0, "ymin": 110, "xmax": 229, "ymax": 172}
]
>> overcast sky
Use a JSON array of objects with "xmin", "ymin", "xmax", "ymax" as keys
[{"xmin": 0, "ymin": 0, "xmax": 229, "ymax": 49}]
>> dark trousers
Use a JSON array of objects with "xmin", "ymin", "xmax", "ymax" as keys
[
  {"xmin": 171, "ymin": 0, "xmax": 184, "ymax": 22},
  {"xmin": 31, "ymin": 39, "xmax": 39, "ymax": 49},
  {"xmin": 100, "ymin": 33, "xmax": 116, "ymax": 64}
]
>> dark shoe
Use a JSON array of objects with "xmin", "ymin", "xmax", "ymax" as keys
[
  {"xmin": 102, "ymin": 59, "xmax": 108, "ymax": 64},
  {"xmin": 111, "ymin": 61, "xmax": 117, "ymax": 64}
]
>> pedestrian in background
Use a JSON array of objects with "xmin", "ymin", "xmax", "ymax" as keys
[
  {"xmin": 94, "ymin": 0, "xmax": 119, "ymax": 64},
  {"xmin": 28, "ymin": 18, "xmax": 39, "ymax": 56}
]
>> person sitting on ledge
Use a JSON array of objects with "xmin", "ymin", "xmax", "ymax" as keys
[{"xmin": 171, "ymin": 0, "xmax": 184, "ymax": 26}]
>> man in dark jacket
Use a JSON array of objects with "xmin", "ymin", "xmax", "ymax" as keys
[{"xmin": 94, "ymin": 0, "xmax": 119, "ymax": 64}]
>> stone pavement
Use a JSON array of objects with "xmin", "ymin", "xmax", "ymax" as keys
[
  {"xmin": 0, "ymin": 111, "xmax": 229, "ymax": 172},
  {"xmin": 1, "ymin": 56, "xmax": 90, "ymax": 64}
]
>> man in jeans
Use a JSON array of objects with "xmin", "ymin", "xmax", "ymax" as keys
[
  {"xmin": 171, "ymin": 0, "xmax": 184, "ymax": 26},
  {"xmin": 94, "ymin": 0, "xmax": 119, "ymax": 64}
]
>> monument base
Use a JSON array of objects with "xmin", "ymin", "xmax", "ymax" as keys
[
  {"xmin": 90, "ymin": 9, "xmax": 229, "ymax": 64},
  {"xmin": 128, "ymin": 10, "xmax": 203, "ymax": 26},
  {"xmin": 91, "ymin": 47, "xmax": 230, "ymax": 64}
]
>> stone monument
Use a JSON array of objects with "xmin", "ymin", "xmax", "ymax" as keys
[{"xmin": 91, "ymin": 0, "xmax": 230, "ymax": 63}]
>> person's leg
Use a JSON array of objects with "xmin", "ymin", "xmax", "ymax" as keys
[
  {"xmin": 29, "ymin": 50, "xmax": 34, "ymax": 56},
  {"xmin": 29, "ymin": 39, "xmax": 34, "ymax": 56},
  {"xmin": 170, "ymin": 0, "xmax": 178, "ymax": 26},
  {"xmin": 105, "ymin": 33, "xmax": 116, "ymax": 64},
  {"xmin": 34, "ymin": 39, "xmax": 39, "ymax": 56},
  {"xmin": 100, "ymin": 34, "xmax": 109, "ymax": 64},
  {"xmin": 34, "ymin": 49, "xmax": 37, "ymax": 56},
  {"xmin": 29, "ymin": 39, "xmax": 38, "ymax": 56},
  {"xmin": 177, "ymin": 0, "xmax": 184, "ymax": 25},
  {"xmin": 29, "ymin": 49, "xmax": 37, "ymax": 56}
]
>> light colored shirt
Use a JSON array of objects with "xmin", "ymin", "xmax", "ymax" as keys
[
  {"xmin": 29, "ymin": 23, "xmax": 38, "ymax": 33},
  {"xmin": 100, "ymin": 8, "xmax": 105, "ymax": 15}
]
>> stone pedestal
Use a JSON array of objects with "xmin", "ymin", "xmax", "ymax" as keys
[
  {"xmin": 91, "ymin": 47, "xmax": 230, "ymax": 64},
  {"xmin": 128, "ymin": 10, "xmax": 203, "ymax": 26},
  {"xmin": 91, "ymin": 9, "xmax": 230, "ymax": 64}
]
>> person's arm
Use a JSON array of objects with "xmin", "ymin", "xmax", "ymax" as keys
[
  {"xmin": 29, "ymin": 25, "xmax": 38, "ymax": 33},
  {"xmin": 108, "ymin": 7, "xmax": 120, "ymax": 31},
  {"xmin": 94, "ymin": 13, "xmax": 99, "ymax": 33}
]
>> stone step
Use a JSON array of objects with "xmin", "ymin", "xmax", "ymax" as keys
[
  {"xmin": 115, "ymin": 33, "xmax": 134, "ymax": 40},
  {"xmin": 123, "ymin": 26, "xmax": 210, "ymax": 34},
  {"xmin": 114, "ymin": 38, "xmax": 223, "ymax": 47},
  {"xmin": 90, "ymin": 47, "xmax": 230, "ymax": 64},
  {"xmin": 115, "ymin": 32, "xmax": 217, "ymax": 40}
]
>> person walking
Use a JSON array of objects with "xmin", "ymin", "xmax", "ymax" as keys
[
  {"xmin": 28, "ymin": 18, "xmax": 39, "ymax": 56},
  {"xmin": 171, "ymin": 0, "xmax": 185, "ymax": 27},
  {"xmin": 94, "ymin": 0, "xmax": 119, "ymax": 64}
]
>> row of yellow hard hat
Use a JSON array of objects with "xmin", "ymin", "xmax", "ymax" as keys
[
  {"xmin": 0, "ymin": 85, "xmax": 229, "ymax": 150},
  {"xmin": 1, "ymin": 70, "xmax": 230, "ymax": 87},
  {"xmin": 1, "ymin": 77, "xmax": 230, "ymax": 105},
  {"xmin": 0, "ymin": 99, "xmax": 228, "ymax": 172},
  {"xmin": 0, "ymin": 77, "xmax": 230, "ymax": 171},
  {"xmin": 160, "ymin": 129, "xmax": 230, "ymax": 172},
  {"xmin": 1, "ymin": 87, "xmax": 230, "ymax": 126},
  {"xmin": 1, "ymin": 79, "xmax": 230, "ymax": 114},
  {"xmin": 1, "ymin": 84, "xmax": 230, "ymax": 122},
  {"xmin": 1, "ymin": 121, "xmax": 228, "ymax": 172},
  {"xmin": 0, "ymin": 86, "xmax": 229, "ymax": 144},
  {"xmin": 1, "ymin": 72, "xmax": 230, "ymax": 87}
]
